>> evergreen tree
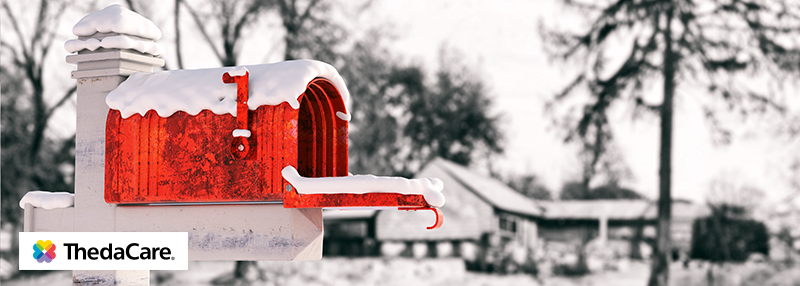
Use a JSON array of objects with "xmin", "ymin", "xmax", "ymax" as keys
[{"xmin": 690, "ymin": 206, "xmax": 769, "ymax": 262}]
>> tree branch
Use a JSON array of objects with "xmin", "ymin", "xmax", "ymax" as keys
[
  {"xmin": 232, "ymin": 1, "xmax": 265, "ymax": 42},
  {"xmin": 299, "ymin": 0, "xmax": 321, "ymax": 24},
  {"xmin": 747, "ymin": 91, "xmax": 786, "ymax": 113},
  {"xmin": 30, "ymin": 0, "xmax": 48, "ymax": 52},
  {"xmin": 183, "ymin": 1, "xmax": 224, "ymax": 62},
  {"xmin": 40, "ymin": 1, "xmax": 69, "ymax": 61},
  {"xmin": 125, "ymin": 0, "xmax": 138, "ymax": 13},
  {"xmin": 174, "ymin": 0, "xmax": 184, "ymax": 69},
  {"xmin": 1, "ymin": 1, "xmax": 31, "ymax": 62},
  {"xmin": 44, "ymin": 85, "xmax": 77, "ymax": 121},
  {"xmin": 0, "ymin": 40, "xmax": 25, "ymax": 69}
]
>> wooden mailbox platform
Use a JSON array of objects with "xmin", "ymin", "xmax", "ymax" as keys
[{"xmin": 24, "ymin": 203, "xmax": 323, "ymax": 261}]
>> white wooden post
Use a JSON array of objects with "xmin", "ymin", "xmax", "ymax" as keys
[{"xmin": 68, "ymin": 32, "xmax": 165, "ymax": 286}]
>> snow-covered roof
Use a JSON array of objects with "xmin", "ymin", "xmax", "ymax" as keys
[
  {"xmin": 19, "ymin": 191, "xmax": 74, "ymax": 210},
  {"xmin": 538, "ymin": 199, "xmax": 710, "ymax": 220},
  {"xmin": 282, "ymin": 166, "xmax": 445, "ymax": 208},
  {"xmin": 431, "ymin": 158, "xmax": 543, "ymax": 217},
  {"xmin": 107, "ymin": 60, "xmax": 351, "ymax": 118},
  {"xmin": 538, "ymin": 200, "xmax": 652, "ymax": 220},
  {"xmin": 72, "ymin": 4, "xmax": 162, "ymax": 40}
]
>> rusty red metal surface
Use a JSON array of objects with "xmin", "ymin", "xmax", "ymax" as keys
[
  {"xmin": 283, "ymin": 191, "xmax": 428, "ymax": 209},
  {"xmin": 105, "ymin": 105, "xmax": 297, "ymax": 203},
  {"xmin": 105, "ymin": 79, "xmax": 345, "ymax": 203}
]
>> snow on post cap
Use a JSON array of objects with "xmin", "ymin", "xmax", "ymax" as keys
[
  {"xmin": 19, "ymin": 191, "xmax": 75, "ymax": 210},
  {"xmin": 107, "ymin": 60, "xmax": 351, "ymax": 118},
  {"xmin": 72, "ymin": 4, "xmax": 162, "ymax": 40},
  {"xmin": 281, "ymin": 166, "xmax": 446, "ymax": 208},
  {"xmin": 65, "ymin": 35, "xmax": 166, "ymax": 56}
]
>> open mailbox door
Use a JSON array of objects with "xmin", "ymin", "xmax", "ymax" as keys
[{"xmin": 104, "ymin": 60, "xmax": 444, "ymax": 229}]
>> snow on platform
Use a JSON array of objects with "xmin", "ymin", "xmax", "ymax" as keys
[
  {"xmin": 18, "ymin": 191, "xmax": 74, "ymax": 210},
  {"xmin": 282, "ymin": 166, "xmax": 445, "ymax": 208},
  {"xmin": 107, "ymin": 60, "xmax": 350, "ymax": 118}
]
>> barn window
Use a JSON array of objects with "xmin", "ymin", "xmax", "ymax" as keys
[
  {"xmin": 298, "ymin": 78, "xmax": 348, "ymax": 178},
  {"xmin": 499, "ymin": 215, "xmax": 517, "ymax": 233}
]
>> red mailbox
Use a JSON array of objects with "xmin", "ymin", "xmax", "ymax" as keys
[{"xmin": 104, "ymin": 60, "xmax": 443, "ymax": 229}]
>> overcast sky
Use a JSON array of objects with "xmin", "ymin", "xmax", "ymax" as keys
[{"xmin": 37, "ymin": 0, "xmax": 800, "ymax": 205}]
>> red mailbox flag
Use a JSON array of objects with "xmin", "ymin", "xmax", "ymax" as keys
[{"xmin": 222, "ymin": 69, "xmax": 253, "ymax": 159}]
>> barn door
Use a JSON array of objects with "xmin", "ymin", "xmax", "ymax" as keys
[{"xmin": 297, "ymin": 78, "xmax": 348, "ymax": 178}]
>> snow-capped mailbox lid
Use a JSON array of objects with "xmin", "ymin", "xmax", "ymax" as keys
[{"xmin": 105, "ymin": 60, "xmax": 444, "ymax": 229}]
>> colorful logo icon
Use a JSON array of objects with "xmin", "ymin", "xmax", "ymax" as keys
[{"xmin": 33, "ymin": 240, "xmax": 56, "ymax": 263}]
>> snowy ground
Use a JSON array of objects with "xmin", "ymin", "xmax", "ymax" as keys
[{"xmin": 2, "ymin": 259, "xmax": 798, "ymax": 286}]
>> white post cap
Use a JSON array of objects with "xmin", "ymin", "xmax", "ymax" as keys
[{"xmin": 65, "ymin": 4, "xmax": 165, "ymax": 79}]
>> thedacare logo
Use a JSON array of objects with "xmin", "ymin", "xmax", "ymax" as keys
[
  {"xmin": 64, "ymin": 243, "xmax": 174, "ymax": 260},
  {"xmin": 33, "ymin": 240, "xmax": 56, "ymax": 263},
  {"xmin": 20, "ymin": 232, "xmax": 188, "ymax": 270}
]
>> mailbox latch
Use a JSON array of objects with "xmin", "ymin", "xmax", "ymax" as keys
[{"xmin": 223, "ymin": 67, "xmax": 252, "ymax": 159}]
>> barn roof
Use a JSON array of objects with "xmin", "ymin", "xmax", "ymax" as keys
[
  {"xmin": 430, "ymin": 158, "xmax": 543, "ymax": 217},
  {"xmin": 107, "ymin": 60, "xmax": 350, "ymax": 118},
  {"xmin": 539, "ymin": 200, "xmax": 652, "ymax": 220},
  {"xmin": 538, "ymin": 199, "xmax": 709, "ymax": 221},
  {"xmin": 375, "ymin": 158, "xmax": 525, "ymax": 241}
]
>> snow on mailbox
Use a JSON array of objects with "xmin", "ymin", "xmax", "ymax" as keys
[{"xmin": 104, "ymin": 60, "xmax": 444, "ymax": 229}]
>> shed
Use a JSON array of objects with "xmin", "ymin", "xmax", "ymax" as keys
[{"xmin": 537, "ymin": 199, "xmax": 710, "ymax": 256}]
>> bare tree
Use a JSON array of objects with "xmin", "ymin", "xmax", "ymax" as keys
[
  {"xmin": 0, "ymin": 0, "xmax": 78, "ymax": 269},
  {"xmin": 184, "ymin": 0, "xmax": 270, "ymax": 66},
  {"xmin": 183, "ymin": 0, "xmax": 349, "ymax": 67},
  {"xmin": 542, "ymin": 1, "xmax": 800, "ymax": 285},
  {"xmin": 174, "ymin": 0, "xmax": 185, "ymax": 69},
  {"xmin": 275, "ymin": 0, "xmax": 344, "ymax": 62},
  {"xmin": 1, "ymin": 0, "xmax": 76, "ymax": 164}
]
